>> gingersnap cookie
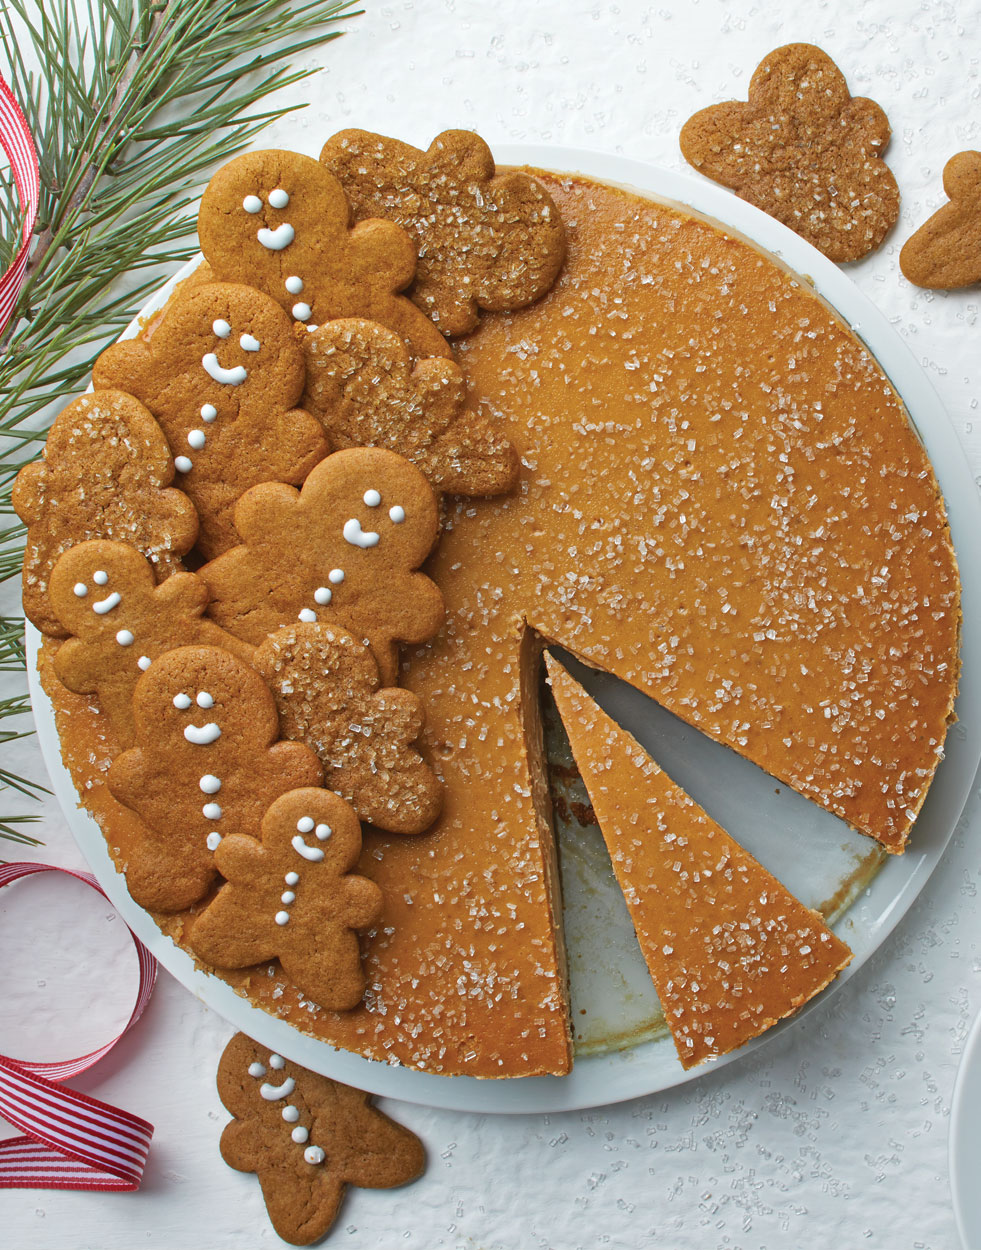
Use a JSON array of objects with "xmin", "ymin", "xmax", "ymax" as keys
[
  {"xmin": 900, "ymin": 151, "xmax": 981, "ymax": 289},
  {"xmin": 49, "ymin": 540, "xmax": 254, "ymax": 748},
  {"xmin": 12, "ymin": 390, "xmax": 198, "ymax": 636},
  {"xmin": 93, "ymin": 283, "xmax": 329, "ymax": 559},
  {"xmin": 254, "ymin": 622, "xmax": 442, "ymax": 835},
  {"xmin": 199, "ymin": 448, "xmax": 443, "ymax": 686},
  {"xmin": 197, "ymin": 150, "xmax": 451, "ymax": 361},
  {"xmin": 321, "ymin": 129, "xmax": 567, "ymax": 335},
  {"xmin": 302, "ymin": 319, "xmax": 518, "ymax": 496},
  {"xmin": 107, "ymin": 646, "xmax": 322, "ymax": 913},
  {"xmin": 680, "ymin": 43, "xmax": 899, "ymax": 262},
  {"xmin": 190, "ymin": 788, "xmax": 382, "ymax": 1010},
  {"xmin": 217, "ymin": 1032, "xmax": 425, "ymax": 1246}
]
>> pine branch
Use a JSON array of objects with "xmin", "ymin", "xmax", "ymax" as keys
[{"xmin": 0, "ymin": 0, "xmax": 362, "ymax": 842}]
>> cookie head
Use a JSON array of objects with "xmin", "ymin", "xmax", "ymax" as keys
[
  {"xmin": 48, "ymin": 540, "xmax": 156, "ymax": 642},
  {"xmin": 259, "ymin": 787, "xmax": 362, "ymax": 873}
]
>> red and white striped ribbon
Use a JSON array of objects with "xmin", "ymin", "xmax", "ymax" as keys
[
  {"xmin": 0, "ymin": 862, "xmax": 157, "ymax": 1190},
  {"xmin": 0, "ymin": 71, "xmax": 39, "ymax": 334}
]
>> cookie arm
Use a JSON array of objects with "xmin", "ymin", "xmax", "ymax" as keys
[
  {"xmin": 188, "ymin": 886, "xmax": 277, "ymax": 970},
  {"xmin": 92, "ymin": 340, "xmax": 154, "ymax": 401},
  {"xmin": 341, "ymin": 875, "xmax": 383, "ymax": 931}
]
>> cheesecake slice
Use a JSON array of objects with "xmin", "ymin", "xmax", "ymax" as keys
[{"xmin": 546, "ymin": 654, "xmax": 852, "ymax": 1069}]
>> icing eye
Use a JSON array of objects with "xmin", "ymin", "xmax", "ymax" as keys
[
  {"xmin": 328, "ymin": 568, "xmax": 345, "ymax": 585},
  {"xmin": 196, "ymin": 691, "xmax": 214, "ymax": 708},
  {"xmin": 296, "ymin": 816, "xmax": 315, "ymax": 834},
  {"xmin": 173, "ymin": 693, "xmax": 192, "ymax": 710},
  {"xmin": 389, "ymin": 505, "xmax": 406, "ymax": 524},
  {"xmin": 285, "ymin": 275, "xmax": 304, "ymax": 294},
  {"xmin": 115, "ymin": 629, "xmax": 134, "ymax": 647},
  {"xmin": 201, "ymin": 403, "xmax": 218, "ymax": 423},
  {"xmin": 247, "ymin": 1061, "xmax": 266, "ymax": 1078},
  {"xmin": 242, "ymin": 195, "xmax": 262, "ymax": 214},
  {"xmin": 363, "ymin": 489, "xmax": 381, "ymax": 507},
  {"xmin": 73, "ymin": 582, "xmax": 88, "ymax": 598},
  {"xmin": 93, "ymin": 570, "xmax": 108, "ymax": 586},
  {"xmin": 187, "ymin": 429, "xmax": 206, "ymax": 450},
  {"xmin": 313, "ymin": 587, "xmax": 331, "ymax": 605},
  {"xmin": 268, "ymin": 188, "xmax": 289, "ymax": 208},
  {"xmin": 315, "ymin": 823, "xmax": 332, "ymax": 840},
  {"xmin": 239, "ymin": 333, "xmax": 261, "ymax": 352},
  {"xmin": 298, "ymin": 608, "xmax": 317, "ymax": 623},
  {"xmin": 269, "ymin": 1054, "xmax": 286, "ymax": 1070},
  {"xmin": 174, "ymin": 455, "xmax": 193, "ymax": 473},
  {"xmin": 212, "ymin": 319, "xmax": 232, "ymax": 338}
]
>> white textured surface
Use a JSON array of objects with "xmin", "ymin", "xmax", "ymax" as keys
[{"xmin": 2, "ymin": 1, "xmax": 981, "ymax": 1246}]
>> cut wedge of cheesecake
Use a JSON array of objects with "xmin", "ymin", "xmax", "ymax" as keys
[{"xmin": 546, "ymin": 653, "xmax": 853, "ymax": 1069}]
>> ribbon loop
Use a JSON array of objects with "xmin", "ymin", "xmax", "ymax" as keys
[{"xmin": 0, "ymin": 71, "xmax": 39, "ymax": 335}]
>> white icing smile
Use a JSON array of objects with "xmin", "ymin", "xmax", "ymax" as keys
[
  {"xmin": 92, "ymin": 591, "xmax": 121, "ymax": 615},
  {"xmin": 343, "ymin": 518, "xmax": 380, "ymax": 548},
  {"xmin": 291, "ymin": 835, "xmax": 324, "ymax": 862},
  {"xmin": 259, "ymin": 1077, "xmax": 296, "ymax": 1101},
  {"xmin": 202, "ymin": 352, "xmax": 247, "ymax": 386},
  {"xmin": 257, "ymin": 223, "xmax": 294, "ymax": 251},
  {"xmin": 184, "ymin": 722, "xmax": 221, "ymax": 745}
]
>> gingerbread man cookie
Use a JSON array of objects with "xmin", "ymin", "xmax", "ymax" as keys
[
  {"xmin": 900, "ymin": 151, "xmax": 981, "ymax": 289},
  {"xmin": 12, "ymin": 390, "xmax": 198, "ymax": 636},
  {"xmin": 197, "ymin": 149, "xmax": 451, "ymax": 361},
  {"xmin": 254, "ymin": 622, "xmax": 442, "ymax": 835},
  {"xmin": 321, "ymin": 129, "xmax": 567, "ymax": 336},
  {"xmin": 190, "ymin": 788, "xmax": 382, "ymax": 1010},
  {"xmin": 302, "ymin": 318, "xmax": 518, "ymax": 496},
  {"xmin": 199, "ymin": 448, "xmax": 443, "ymax": 686},
  {"xmin": 49, "ymin": 540, "xmax": 254, "ymax": 748},
  {"xmin": 217, "ymin": 1033, "xmax": 425, "ymax": 1246},
  {"xmin": 108, "ymin": 646, "xmax": 322, "ymax": 913},
  {"xmin": 93, "ymin": 283, "xmax": 329, "ymax": 559},
  {"xmin": 680, "ymin": 43, "xmax": 900, "ymax": 262}
]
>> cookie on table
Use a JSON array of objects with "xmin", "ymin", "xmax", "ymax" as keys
[
  {"xmin": 48, "ymin": 540, "xmax": 254, "ymax": 748},
  {"xmin": 12, "ymin": 390, "xmax": 198, "ymax": 636},
  {"xmin": 190, "ymin": 788, "xmax": 382, "ymax": 1010},
  {"xmin": 680, "ymin": 43, "xmax": 899, "ymax": 262},
  {"xmin": 302, "ymin": 319, "xmax": 518, "ymax": 496},
  {"xmin": 197, "ymin": 149, "xmax": 451, "ymax": 361},
  {"xmin": 900, "ymin": 151, "xmax": 981, "ymax": 288},
  {"xmin": 93, "ymin": 283, "xmax": 329, "ymax": 560},
  {"xmin": 199, "ymin": 448, "xmax": 443, "ymax": 686},
  {"xmin": 321, "ymin": 128, "xmax": 567, "ymax": 336},
  {"xmin": 254, "ymin": 622, "xmax": 442, "ymax": 835},
  {"xmin": 217, "ymin": 1032, "xmax": 425, "ymax": 1246},
  {"xmin": 107, "ymin": 646, "xmax": 322, "ymax": 913}
]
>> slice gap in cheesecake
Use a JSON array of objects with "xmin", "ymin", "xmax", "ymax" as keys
[{"xmin": 544, "ymin": 652, "xmax": 853, "ymax": 1070}]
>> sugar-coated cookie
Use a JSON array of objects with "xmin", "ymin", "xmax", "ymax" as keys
[
  {"xmin": 197, "ymin": 150, "xmax": 451, "ymax": 361},
  {"xmin": 12, "ymin": 391, "xmax": 198, "ymax": 636},
  {"xmin": 190, "ymin": 788, "xmax": 382, "ymax": 1010},
  {"xmin": 49, "ymin": 540, "xmax": 253, "ymax": 747},
  {"xmin": 199, "ymin": 448, "xmax": 443, "ymax": 686},
  {"xmin": 900, "ymin": 151, "xmax": 981, "ymax": 289},
  {"xmin": 302, "ymin": 319, "xmax": 518, "ymax": 496},
  {"xmin": 680, "ymin": 43, "xmax": 899, "ymax": 262},
  {"xmin": 108, "ymin": 646, "xmax": 322, "ymax": 913},
  {"xmin": 254, "ymin": 622, "xmax": 442, "ymax": 834},
  {"xmin": 217, "ymin": 1032, "xmax": 425, "ymax": 1246},
  {"xmin": 94, "ymin": 283, "xmax": 329, "ymax": 559},
  {"xmin": 321, "ymin": 129, "xmax": 567, "ymax": 335}
]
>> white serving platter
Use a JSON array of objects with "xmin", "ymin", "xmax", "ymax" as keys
[
  {"xmin": 951, "ymin": 1004, "xmax": 981, "ymax": 1249},
  {"xmin": 28, "ymin": 144, "xmax": 981, "ymax": 1114}
]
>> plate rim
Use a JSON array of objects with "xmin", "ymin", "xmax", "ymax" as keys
[
  {"xmin": 951, "ymin": 1003, "xmax": 981, "ymax": 1250},
  {"xmin": 27, "ymin": 142, "xmax": 981, "ymax": 1114}
]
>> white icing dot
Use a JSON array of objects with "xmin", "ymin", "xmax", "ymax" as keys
[
  {"xmin": 282, "ymin": 1105, "xmax": 300, "ymax": 1123},
  {"xmin": 389, "ymin": 505, "xmax": 406, "ymax": 524},
  {"xmin": 196, "ymin": 691, "xmax": 214, "ymax": 709},
  {"xmin": 212, "ymin": 319, "xmax": 231, "ymax": 338},
  {"xmin": 202, "ymin": 802, "xmax": 222, "ymax": 820},
  {"xmin": 173, "ymin": 693, "xmax": 192, "ymax": 710},
  {"xmin": 73, "ymin": 582, "xmax": 88, "ymax": 598},
  {"xmin": 363, "ymin": 489, "xmax": 382, "ymax": 507},
  {"xmin": 281, "ymin": 891, "xmax": 296, "ymax": 904},
  {"xmin": 199, "ymin": 774, "xmax": 221, "ymax": 794},
  {"xmin": 285, "ymin": 872, "xmax": 299, "ymax": 886},
  {"xmin": 298, "ymin": 608, "xmax": 317, "ymax": 623},
  {"xmin": 292, "ymin": 302, "xmax": 312, "ymax": 322},
  {"xmin": 328, "ymin": 568, "xmax": 345, "ymax": 585},
  {"xmin": 285, "ymin": 275, "xmax": 304, "ymax": 294},
  {"xmin": 296, "ymin": 817, "xmax": 315, "ymax": 834},
  {"xmin": 93, "ymin": 570, "xmax": 108, "ymax": 586},
  {"xmin": 206, "ymin": 832, "xmax": 222, "ymax": 851},
  {"xmin": 242, "ymin": 195, "xmax": 262, "ymax": 214},
  {"xmin": 187, "ymin": 429, "xmax": 206, "ymax": 450},
  {"xmin": 247, "ymin": 1061, "xmax": 266, "ymax": 1078},
  {"xmin": 137, "ymin": 656, "xmax": 152, "ymax": 671},
  {"xmin": 115, "ymin": 629, "xmax": 134, "ymax": 647},
  {"xmin": 269, "ymin": 1054, "xmax": 285, "ymax": 1070},
  {"xmin": 275, "ymin": 910, "xmax": 290, "ymax": 926},
  {"xmin": 315, "ymin": 824, "xmax": 332, "ymax": 841},
  {"xmin": 313, "ymin": 586, "xmax": 332, "ymax": 605},
  {"xmin": 268, "ymin": 187, "xmax": 289, "ymax": 208},
  {"xmin": 174, "ymin": 455, "xmax": 193, "ymax": 473},
  {"xmin": 239, "ymin": 333, "xmax": 261, "ymax": 352},
  {"xmin": 291, "ymin": 1126, "xmax": 309, "ymax": 1144},
  {"xmin": 201, "ymin": 403, "xmax": 218, "ymax": 423},
  {"xmin": 304, "ymin": 1146, "xmax": 325, "ymax": 1165}
]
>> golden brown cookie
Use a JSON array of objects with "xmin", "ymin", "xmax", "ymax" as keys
[
  {"xmin": 321, "ymin": 129, "xmax": 567, "ymax": 335},
  {"xmin": 254, "ymin": 622, "xmax": 442, "ymax": 835},
  {"xmin": 198, "ymin": 448, "xmax": 443, "ymax": 686},
  {"xmin": 217, "ymin": 1032, "xmax": 425, "ymax": 1246},
  {"xmin": 49, "ymin": 540, "xmax": 254, "ymax": 748},
  {"xmin": 93, "ymin": 283, "xmax": 329, "ymax": 559},
  {"xmin": 900, "ymin": 151, "xmax": 981, "ymax": 288},
  {"xmin": 12, "ymin": 391, "xmax": 198, "ymax": 636},
  {"xmin": 679, "ymin": 43, "xmax": 899, "ymax": 262},
  {"xmin": 197, "ymin": 150, "xmax": 451, "ymax": 361},
  {"xmin": 302, "ymin": 319, "xmax": 518, "ymax": 496},
  {"xmin": 107, "ymin": 646, "xmax": 322, "ymax": 913},
  {"xmin": 190, "ymin": 788, "xmax": 382, "ymax": 1009}
]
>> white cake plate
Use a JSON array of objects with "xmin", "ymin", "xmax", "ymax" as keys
[{"xmin": 27, "ymin": 145, "xmax": 981, "ymax": 1114}]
